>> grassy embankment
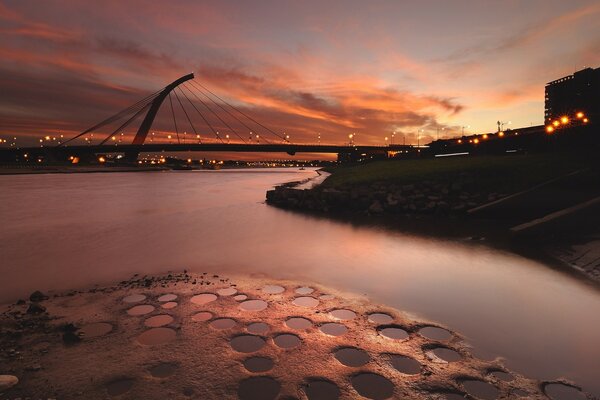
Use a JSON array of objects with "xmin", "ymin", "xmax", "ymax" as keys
[{"xmin": 321, "ymin": 152, "xmax": 593, "ymax": 194}]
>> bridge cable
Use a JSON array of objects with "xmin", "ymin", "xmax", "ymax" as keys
[
  {"xmin": 189, "ymin": 80, "xmax": 287, "ymax": 142},
  {"xmin": 168, "ymin": 92, "xmax": 181, "ymax": 144},
  {"xmin": 59, "ymin": 89, "xmax": 162, "ymax": 147},
  {"xmin": 182, "ymin": 82, "xmax": 245, "ymax": 143},
  {"xmin": 179, "ymin": 83, "xmax": 221, "ymax": 142},
  {"xmin": 173, "ymin": 88, "xmax": 200, "ymax": 143},
  {"xmin": 186, "ymin": 82, "xmax": 269, "ymax": 144},
  {"xmin": 98, "ymin": 102, "xmax": 152, "ymax": 146}
]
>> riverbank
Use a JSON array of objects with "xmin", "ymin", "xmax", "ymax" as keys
[
  {"xmin": 1, "ymin": 272, "xmax": 590, "ymax": 399},
  {"xmin": 266, "ymin": 153, "xmax": 600, "ymax": 284}
]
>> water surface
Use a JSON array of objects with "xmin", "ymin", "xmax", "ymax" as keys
[{"xmin": 0, "ymin": 169, "xmax": 599, "ymax": 395}]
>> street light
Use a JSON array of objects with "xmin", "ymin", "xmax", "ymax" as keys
[
  {"xmin": 385, "ymin": 136, "xmax": 388, "ymax": 146},
  {"xmin": 417, "ymin": 129, "xmax": 424, "ymax": 147},
  {"xmin": 392, "ymin": 131, "xmax": 395, "ymax": 145},
  {"xmin": 461, "ymin": 125, "xmax": 470, "ymax": 136}
]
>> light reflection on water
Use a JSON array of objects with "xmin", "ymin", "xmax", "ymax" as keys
[{"xmin": 0, "ymin": 169, "xmax": 599, "ymax": 395}]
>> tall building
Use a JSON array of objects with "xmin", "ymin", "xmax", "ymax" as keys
[{"xmin": 544, "ymin": 67, "xmax": 599, "ymax": 124}]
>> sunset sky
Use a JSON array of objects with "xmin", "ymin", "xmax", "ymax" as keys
[{"xmin": 1, "ymin": 0, "xmax": 599, "ymax": 153}]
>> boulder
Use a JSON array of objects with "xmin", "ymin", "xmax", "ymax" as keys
[{"xmin": 29, "ymin": 291, "xmax": 48, "ymax": 302}]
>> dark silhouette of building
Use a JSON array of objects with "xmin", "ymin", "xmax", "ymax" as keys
[{"xmin": 545, "ymin": 67, "xmax": 599, "ymax": 124}]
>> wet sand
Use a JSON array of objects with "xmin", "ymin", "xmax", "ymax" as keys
[{"xmin": 0, "ymin": 272, "xmax": 592, "ymax": 400}]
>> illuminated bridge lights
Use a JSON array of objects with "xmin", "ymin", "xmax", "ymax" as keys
[{"xmin": 545, "ymin": 111, "xmax": 589, "ymax": 134}]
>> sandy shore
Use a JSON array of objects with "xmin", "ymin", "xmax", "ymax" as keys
[{"xmin": 0, "ymin": 272, "xmax": 592, "ymax": 400}]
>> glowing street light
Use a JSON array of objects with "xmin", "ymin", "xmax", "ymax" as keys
[
  {"xmin": 576, "ymin": 112, "xmax": 584, "ymax": 119},
  {"xmin": 560, "ymin": 116, "xmax": 569, "ymax": 124}
]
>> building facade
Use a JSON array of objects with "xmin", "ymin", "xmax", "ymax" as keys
[{"xmin": 544, "ymin": 67, "xmax": 599, "ymax": 124}]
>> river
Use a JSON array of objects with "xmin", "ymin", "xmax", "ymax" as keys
[{"xmin": 0, "ymin": 168, "xmax": 599, "ymax": 395}]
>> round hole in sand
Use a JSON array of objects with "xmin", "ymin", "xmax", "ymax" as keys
[
  {"xmin": 442, "ymin": 393, "xmax": 468, "ymax": 400},
  {"xmin": 234, "ymin": 294, "xmax": 248, "ymax": 301},
  {"xmin": 418, "ymin": 326, "xmax": 452, "ymax": 341},
  {"xmin": 292, "ymin": 296, "xmax": 319, "ymax": 307},
  {"xmin": 240, "ymin": 299, "xmax": 268, "ymax": 311},
  {"xmin": 319, "ymin": 323, "xmax": 347, "ymax": 336},
  {"xmin": 334, "ymin": 347, "xmax": 369, "ymax": 367},
  {"xmin": 389, "ymin": 355, "xmax": 421, "ymax": 374},
  {"xmin": 351, "ymin": 373, "xmax": 394, "ymax": 400},
  {"xmin": 217, "ymin": 287, "xmax": 237, "ymax": 296},
  {"xmin": 238, "ymin": 376, "xmax": 280, "ymax": 400},
  {"xmin": 367, "ymin": 313, "xmax": 393, "ymax": 324},
  {"xmin": 106, "ymin": 378, "xmax": 134, "ymax": 396},
  {"xmin": 210, "ymin": 318, "xmax": 237, "ymax": 330},
  {"xmin": 230, "ymin": 335, "xmax": 266, "ymax": 353},
  {"xmin": 511, "ymin": 389, "xmax": 529, "ymax": 398},
  {"xmin": 379, "ymin": 326, "xmax": 408, "ymax": 340},
  {"xmin": 430, "ymin": 347, "xmax": 462, "ymax": 363},
  {"xmin": 127, "ymin": 304, "xmax": 155, "ymax": 316},
  {"xmin": 161, "ymin": 301, "xmax": 177, "ymax": 309},
  {"xmin": 489, "ymin": 370, "xmax": 513, "ymax": 382},
  {"xmin": 273, "ymin": 333, "xmax": 301, "ymax": 349},
  {"xmin": 191, "ymin": 311, "xmax": 213, "ymax": 322},
  {"xmin": 330, "ymin": 309, "xmax": 356, "ymax": 320},
  {"xmin": 136, "ymin": 327, "xmax": 176, "ymax": 346},
  {"xmin": 305, "ymin": 379, "xmax": 341, "ymax": 400},
  {"xmin": 295, "ymin": 286, "xmax": 314, "ymax": 295},
  {"xmin": 149, "ymin": 362, "xmax": 177, "ymax": 378},
  {"xmin": 247, "ymin": 322, "xmax": 270, "ymax": 335},
  {"xmin": 243, "ymin": 357, "xmax": 274, "ymax": 373},
  {"xmin": 544, "ymin": 383, "xmax": 587, "ymax": 400},
  {"xmin": 319, "ymin": 294, "xmax": 335, "ymax": 300},
  {"xmin": 190, "ymin": 293, "xmax": 217, "ymax": 305},
  {"xmin": 80, "ymin": 322, "xmax": 113, "ymax": 338},
  {"xmin": 285, "ymin": 317, "xmax": 312, "ymax": 330},
  {"xmin": 462, "ymin": 380, "xmax": 499, "ymax": 400},
  {"xmin": 157, "ymin": 294, "xmax": 177, "ymax": 302},
  {"xmin": 144, "ymin": 314, "xmax": 174, "ymax": 328},
  {"xmin": 262, "ymin": 285, "xmax": 285, "ymax": 294},
  {"xmin": 123, "ymin": 294, "xmax": 145, "ymax": 303}
]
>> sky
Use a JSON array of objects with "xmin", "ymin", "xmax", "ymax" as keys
[{"xmin": 0, "ymin": 0, "xmax": 599, "ymax": 156}]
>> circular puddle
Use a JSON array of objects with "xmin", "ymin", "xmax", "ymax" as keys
[
  {"xmin": 319, "ymin": 323, "xmax": 347, "ymax": 337},
  {"xmin": 157, "ymin": 293, "xmax": 177, "ymax": 302},
  {"xmin": 379, "ymin": 326, "xmax": 408, "ymax": 340},
  {"xmin": 191, "ymin": 311, "xmax": 213, "ymax": 322},
  {"xmin": 240, "ymin": 299, "xmax": 268, "ymax": 311},
  {"xmin": 273, "ymin": 333, "xmax": 301, "ymax": 349},
  {"xmin": 462, "ymin": 380, "xmax": 499, "ymax": 400},
  {"xmin": 123, "ymin": 294, "xmax": 146, "ymax": 303},
  {"xmin": 136, "ymin": 327, "xmax": 176, "ymax": 346},
  {"xmin": 544, "ymin": 383, "xmax": 587, "ymax": 400},
  {"xmin": 389, "ymin": 354, "xmax": 421, "ymax": 374},
  {"xmin": 319, "ymin": 294, "xmax": 335, "ymax": 300},
  {"xmin": 418, "ymin": 326, "xmax": 452, "ymax": 341},
  {"xmin": 234, "ymin": 294, "xmax": 248, "ymax": 301},
  {"xmin": 247, "ymin": 322, "xmax": 270, "ymax": 335},
  {"xmin": 367, "ymin": 313, "xmax": 393, "ymax": 324},
  {"xmin": 144, "ymin": 314, "xmax": 174, "ymax": 328},
  {"xmin": 243, "ymin": 357, "xmax": 274, "ymax": 373},
  {"xmin": 286, "ymin": 317, "xmax": 312, "ymax": 330},
  {"xmin": 512, "ymin": 389, "xmax": 529, "ymax": 397},
  {"xmin": 430, "ymin": 347, "xmax": 462, "ymax": 363},
  {"xmin": 330, "ymin": 309, "xmax": 356, "ymax": 320},
  {"xmin": 442, "ymin": 393, "xmax": 468, "ymax": 400},
  {"xmin": 217, "ymin": 287, "xmax": 237, "ymax": 296},
  {"xmin": 262, "ymin": 285, "xmax": 285, "ymax": 294},
  {"xmin": 209, "ymin": 318, "xmax": 237, "ymax": 330},
  {"xmin": 489, "ymin": 370, "xmax": 513, "ymax": 382},
  {"xmin": 238, "ymin": 376, "xmax": 280, "ymax": 400},
  {"xmin": 190, "ymin": 293, "xmax": 217, "ymax": 305},
  {"xmin": 106, "ymin": 378, "xmax": 134, "ymax": 396},
  {"xmin": 305, "ymin": 380, "xmax": 341, "ymax": 400},
  {"xmin": 149, "ymin": 362, "xmax": 177, "ymax": 378},
  {"xmin": 127, "ymin": 304, "xmax": 155, "ymax": 316},
  {"xmin": 334, "ymin": 347, "xmax": 369, "ymax": 367},
  {"xmin": 292, "ymin": 296, "xmax": 319, "ymax": 307},
  {"xmin": 230, "ymin": 335, "xmax": 266, "ymax": 353},
  {"xmin": 296, "ymin": 286, "xmax": 314, "ymax": 295},
  {"xmin": 161, "ymin": 301, "xmax": 177, "ymax": 309},
  {"xmin": 80, "ymin": 322, "xmax": 113, "ymax": 338},
  {"xmin": 351, "ymin": 373, "xmax": 394, "ymax": 400}
]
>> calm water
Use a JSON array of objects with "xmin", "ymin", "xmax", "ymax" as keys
[{"xmin": 1, "ymin": 169, "xmax": 599, "ymax": 395}]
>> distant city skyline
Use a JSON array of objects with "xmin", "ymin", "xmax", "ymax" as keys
[{"xmin": 1, "ymin": 0, "xmax": 599, "ymax": 151}]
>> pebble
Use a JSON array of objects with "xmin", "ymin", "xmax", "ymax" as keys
[{"xmin": 0, "ymin": 375, "xmax": 19, "ymax": 390}]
